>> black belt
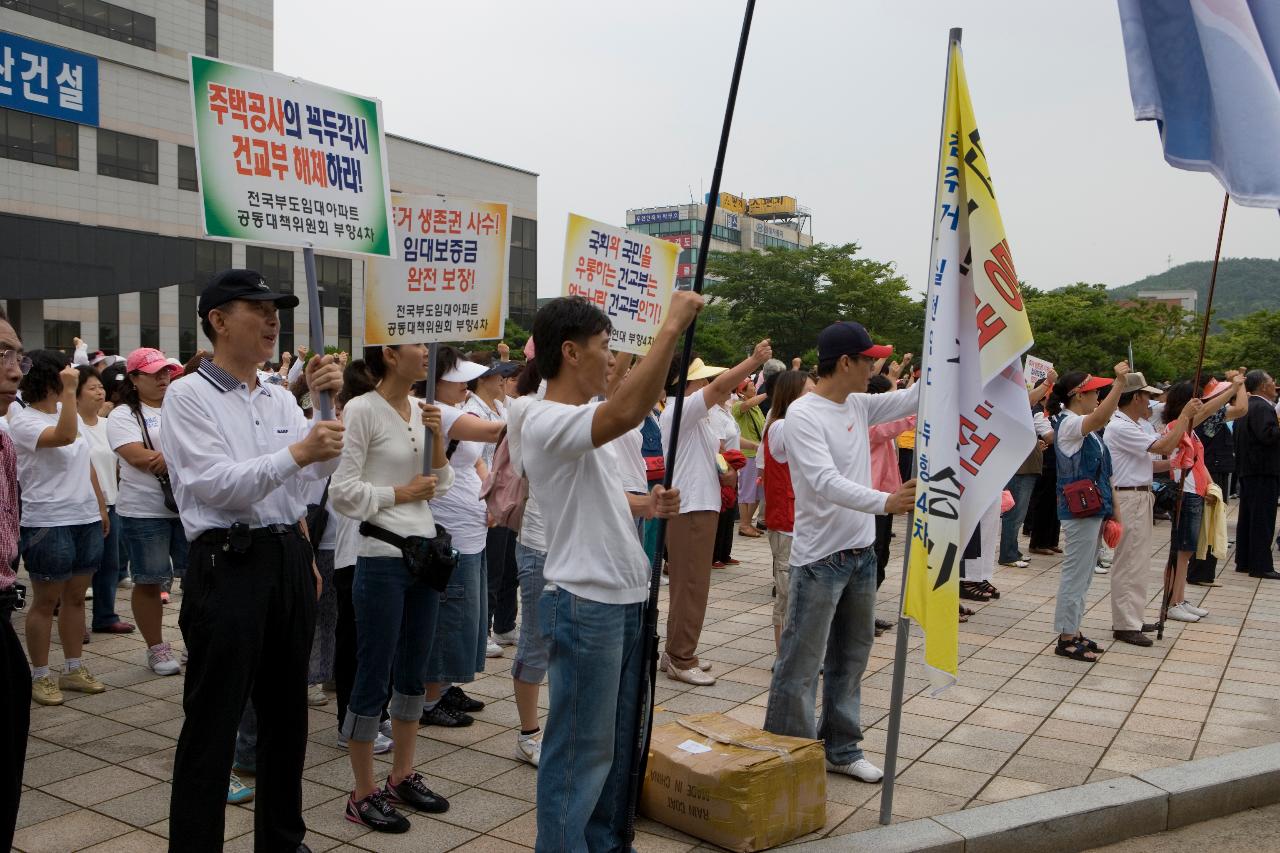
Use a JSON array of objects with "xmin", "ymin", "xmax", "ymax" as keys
[
  {"xmin": 1114, "ymin": 485, "xmax": 1152, "ymax": 492},
  {"xmin": 196, "ymin": 522, "xmax": 303, "ymax": 551}
]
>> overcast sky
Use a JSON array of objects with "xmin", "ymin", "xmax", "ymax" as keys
[{"xmin": 276, "ymin": 0, "xmax": 1279, "ymax": 300}]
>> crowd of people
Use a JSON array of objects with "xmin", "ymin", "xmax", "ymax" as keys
[{"xmin": 1, "ymin": 269, "xmax": 1279, "ymax": 851}]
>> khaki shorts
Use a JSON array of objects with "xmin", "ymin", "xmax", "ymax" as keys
[{"xmin": 768, "ymin": 530, "xmax": 793, "ymax": 627}]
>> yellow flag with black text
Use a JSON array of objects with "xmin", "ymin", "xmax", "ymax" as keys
[{"xmin": 902, "ymin": 38, "xmax": 1037, "ymax": 687}]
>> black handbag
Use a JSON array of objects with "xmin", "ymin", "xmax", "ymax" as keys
[
  {"xmin": 305, "ymin": 479, "xmax": 331, "ymax": 547},
  {"xmin": 358, "ymin": 521, "xmax": 458, "ymax": 592},
  {"xmin": 135, "ymin": 409, "xmax": 178, "ymax": 514}
]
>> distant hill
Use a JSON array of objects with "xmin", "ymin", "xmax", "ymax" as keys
[{"xmin": 1108, "ymin": 257, "xmax": 1280, "ymax": 323}]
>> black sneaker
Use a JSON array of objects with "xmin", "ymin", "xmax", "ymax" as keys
[
  {"xmin": 345, "ymin": 790, "xmax": 409, "ymax": 833},
  {"xmin": 420, "ymin": 703, "xmax": 474, "ymax": 728},
  {"xmin": 384, "ymin": 772, "xmax": 449, "ymax": 813},
  {"xmin": 442, "ymin": 685, "xmax": 485, "ymax": 713}
]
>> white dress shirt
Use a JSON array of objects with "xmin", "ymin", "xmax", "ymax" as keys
[
  {"xmin": 1105, "ymin": 411, "xmax": 1157, "ymax": 487},
  {"xmin": 159, "ymin": 359, "xmax": 338, "ymax": 540}
]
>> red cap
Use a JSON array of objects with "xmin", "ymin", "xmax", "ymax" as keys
[
  {"xmin": 126, "ymin": 348, "xmax": 180, "ymax": 376},
  {"xmin": 1069, "ymin": 374, "xmax": 1113, "ymax": 396}
]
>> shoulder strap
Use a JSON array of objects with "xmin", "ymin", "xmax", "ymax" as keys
[
  {"xmin": 446, "ymin": 438, "xmax": 460, "ymax": 460},
  {"xmin": 134, "ymin": 407, "xmax": 156, "ymax": 452},
  {"xmin": 318, "ymin": 477, "xmax": 331, "ymax": 512},
  {"xmin": 359, "ymin": 521, "xmax": 407, "ymax": 549}
]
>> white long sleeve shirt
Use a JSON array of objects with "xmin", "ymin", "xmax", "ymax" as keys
[
  {"xmin": 785, "ymin": 384, "xmax": 919, "ymax": 566},
  {"xmin": 329, "ymin": 392, "xmax": 454, "ymax": 560},
  {"xmin": 159, "ymin": 359, "xmax": 338, "ymax": 540}
]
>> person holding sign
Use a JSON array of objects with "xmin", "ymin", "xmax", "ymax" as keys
[
  {"xmin": 162, "ymin": 270, "xmax": 344, "ymax": 852},
  {"xmin": 330, "ymin": 343, "xmax": 454, "ymax": 832},
  {"xmin": 523, "ymin": 293, "xmax": 696, "ymax": 852}
]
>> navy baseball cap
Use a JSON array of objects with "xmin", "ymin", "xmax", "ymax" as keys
[
  {"xmin": 816, "ymin": 321, "xmax": 893, "ymax": 366},
  {"xmin": 198, "ymin": 268, "xmax": 300, "ymax": 319}
]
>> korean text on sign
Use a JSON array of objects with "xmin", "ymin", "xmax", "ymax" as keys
[
  {"xmin": 0, "ymin": 31, "xmax": 98, "ymax": 125},
  {"xmin": 561, "ymin": 213, "xmax": 678, "ymax": 357}
]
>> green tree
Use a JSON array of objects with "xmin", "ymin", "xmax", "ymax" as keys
[
  {"xmin": 703, "ymin": 242, "xmax": 924, "ymax": 364},
  {"xmin": 1206, "ymin": 310, "xmax": 1280, "ymax": 375}
]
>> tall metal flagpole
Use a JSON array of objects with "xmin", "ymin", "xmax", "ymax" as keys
[
  {"xmin": 303, "ymin": 245, "xmax": 335, "ymax": 420},
  {"xmin": 623, "ymin": 0, "xmax": 756, "ymax": 841},
  {"xmin": 880, "ymin": 26, "xmax": 961, "ymax": 827},
  {"xmin": 1157, "ymin": 192, "xmax": 1229, "ymax": 638}
]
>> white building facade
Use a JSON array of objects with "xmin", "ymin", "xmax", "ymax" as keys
[{"xmin": 0, "ymin": 0, "xmax": 537, "ymax": 360}]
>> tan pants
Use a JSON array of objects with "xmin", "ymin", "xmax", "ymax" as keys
[
  {"xmin": 767, "ymin": 530, "xmax": 793, "ymax": 628},
  {"xmin": 664, "ymin": 510, "xmax": 717, "ymax": 670},
  {"xmin": 1110, "ymin": 490, "xmax": 1154, "ymax": 631}
]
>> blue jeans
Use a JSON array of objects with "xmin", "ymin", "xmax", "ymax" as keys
[
  {"xmin": 91, "ymin": 507, "xmax": 123, "ymax": 629},
  {"xmin": 425, "ymin": 550, "xmax": 487, "ymax": 684},
  {"xmin": 512, "ymin": 542, "xmax": 549, "ymax": 684},
  {"xmin": 20, "ymin": 521, "xmax": 103, "ymax": 583},
  {"xmin": 120, "ymin": 516, "xmax": 189, "ymax": 585},
  {"xmin": 1000, "ymin": 474, "xmax": 1037, "ymax": 563},
  {"xmin": 234, "ymin": 701, "xmax": 256, "ymax": 772},
  {"xmin": 342, "ymin": 556, "xmax": 440, "ymax": 742},
  {"xmin": 536, "ymin": 587, "xmax": 644, "ymax": 853},
  {"xmin": 764, "ymin": 547, "xmax": 876, "ymax": 765}
]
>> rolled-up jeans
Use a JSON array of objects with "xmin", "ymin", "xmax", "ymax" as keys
[
  {"xmin": 512, "ymin": 542, "xmax": 549, "ymax": 685},
  {"xmin": 535, "ymin": 586, "xmax": 643, "ymax": 853},
  {"xmin": 341, "ymin": 556, "xmax": 440, "ymax": 743},
  {"xmin": 764, "ymin": 546, "xmax": 876, "ymax": 765}
]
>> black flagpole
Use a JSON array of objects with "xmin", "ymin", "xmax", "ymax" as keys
[
  {"xmin": 1157, "ymin": 192, "xmax": 1229, "ymax": 639},
  {"xmin": 623, "ymin": 0, "xmax": 756, "ymax": 841}
]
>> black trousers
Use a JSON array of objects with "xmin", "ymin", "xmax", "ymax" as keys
[
  {"xmin": 1236, "ymin": 476, "xmax": 1279, "ymax": 575},
  {"xmin": 334, "ymin": 563, "xmax": 390, "ymax": 734},
  {"xmin": 874, "ymin": 514, "xmax": 892, "ymax": 588},
  {"xmin": 1188, "ymin": 468, "xmax": 1231, "ymax": 583},
  {"xmin": 897, "ymin": 447, "xmax": 913, "ymax": 487},
  {"xmin": 713, "ymin": 507, "xmax": 735, "ymax": 563},
  {"xmin": 1026, "ymin": 468, "xmax": 1060, "ymax": 549},
  {"xmin": 486, "ymin": 525, "xmax": 519, "ymax": 636},
  {"xmin": 2, "ymin": 610, "xmax": 30, "ymax": 852},
  {"xmin": 169, "ymin": 531, "xmax": 316, "ymax": 853}
]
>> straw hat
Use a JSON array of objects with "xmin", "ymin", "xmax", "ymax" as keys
[{"xmin": 686, "ymin": 358, "xmax": 727, "ymax": 382}]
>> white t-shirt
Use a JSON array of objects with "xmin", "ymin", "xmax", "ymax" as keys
[
  {"xmin": 507, "ymin": 395, "xmax": 547, "ymax": 552},
  {"xmin": 429, "ymin": 405, "xmax": 488, "ymax": 554},
  {"xmin": 522, "ymin": 399, "xmax": 649, "ymax": 604},
  {"xmin": 107, "ymin": 403, "xmax": 176, "ymax": 519},
  {"xmin": 660, "ymin": 390, "xmax": 721, "ymax": 515},
  {"xmin": 10, "ymin": 405, "xmax": 100, "ymax": 526},
  {"xmin": 79, "ymin": 416, "xmax": 118, "ymax": 507},
  {"xmin": 612, "ymin": 424, "xmax": 648, "ymax": 494},
  {"xmin": 785, "ymin": 386, "xmax": 918, "ymax": 566},
  {"xmin": 711, "ymin": 403, "xmax": 741, "ymax": 452},
  {"xmin": 461, "ymin": 393, "xmax": 506, "ymax": 469}
]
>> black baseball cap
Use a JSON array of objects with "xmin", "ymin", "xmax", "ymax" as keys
[
  {"xmin": 816, "ymin": 321, "xmax": 893, "ymax": 366},
  {"xmin": 198, "ymin": 268, "xmax": 300, "ymax": 319}
]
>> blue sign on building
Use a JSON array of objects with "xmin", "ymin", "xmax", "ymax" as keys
[
  {"xmin": 634, "ymin": 210, "xmax": 679, "ymax": 224},
  {"xmin": 0, "ymin": 31, "xmax": 99, "ymax": 126}
]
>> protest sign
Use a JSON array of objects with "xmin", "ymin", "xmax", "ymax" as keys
[
  {"xmin": 562, "ymin": 213, "xmax": 678, "ymax": 355},
  {"xmin": 364, "ymin": 194, "xmax": 509, "ymax": 345},
  {"xmin": 188, "ymin": 55, "xmax": 394, "ymax": 257},
  {"xmin": 1024, "ymin": 356, "xmax": 1053, "ymax": 387}
]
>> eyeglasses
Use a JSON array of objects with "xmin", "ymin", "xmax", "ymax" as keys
[{"xmin": 0, "ymin": 350, "xmax": 31, "ymax": 375}]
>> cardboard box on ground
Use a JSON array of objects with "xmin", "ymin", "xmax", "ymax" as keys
[{"xmin": 641, "ymin": 713, "xmax": 826, "ymax": 852}]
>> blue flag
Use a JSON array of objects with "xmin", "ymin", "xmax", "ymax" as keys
[{"xmin": 1119, "ymin": 0, "xmax": 1280, "ymax": 207}]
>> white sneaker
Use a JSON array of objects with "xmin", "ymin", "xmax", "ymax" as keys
[
  {"xmin": 516, "ymin": 732, "xmax": 542, "ymax": 767},
  {"xmin": 826, "ymin": 758, "xmax": 883, "ymax": 783},
  {"xmin": 1093, "ymin": 565, "xmax": 1109, "ymax": 575},
  {"xmin": 1167, "ymin": 603, "xmax": 1201, "ymax": 622},
  {"xmin": 147, "ymin": 643, "xmax": 181, "ymax": 676},
  {"xmin": 493, "ymin": 628, "xmax": 520, "ymax": 647},
  {"xmin": 380, "ymin": 719, "xmax": 393, "ymax": 740},
  {"xmin": 486, "ymin": 636, "xmax": 504, "ymax": 658},
  {"xmin": 118, "ymin": 576, "xmax": 134, "ymax": 589},
  {"xmin": 660, "ymin": 574, "xmax": 669, "ymax": 586},
  {"xmin": 1181, "ymin": 601, "xmax": 1209, "ymax": 618},
  {"xmin": 337, "ymin": 730, "xmax": 394, "ymax": 754},
  {"xmin": 180, "ymin": 647, "xmax": 189, "ymax": 665},
  {"xmin": 999, "ymin": 560, "xmax": 1030, "ymax": 568},
  {"xmin": 307, "ymin": 684, "xmax": 329, "ymax": 706},
  {"xmin": 83, "ymin": 586, "xmax": 93, "ymax": 600}
]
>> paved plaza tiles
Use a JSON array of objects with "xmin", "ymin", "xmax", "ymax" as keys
[{"xmin": 13, "ymin": 504, "xmax": 1280, "ymax": 851}]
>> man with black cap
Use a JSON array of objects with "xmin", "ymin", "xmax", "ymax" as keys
[
  {"xmin": 763, "ymin": 320, "xmax": 917, "ymax": 784},
  {"xmin": 161, "ymin": 269, "xmax": 345, "ymax": 852}
]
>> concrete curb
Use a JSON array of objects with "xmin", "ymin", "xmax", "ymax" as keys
[{"xmin": 787, "ymin": 742, "xmax": 1280, "ymax": 853}]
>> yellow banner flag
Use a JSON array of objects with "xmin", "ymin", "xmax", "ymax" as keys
[{"xmin": 903, "ymin": 38, "xmax": 1037, "ymax": 686}]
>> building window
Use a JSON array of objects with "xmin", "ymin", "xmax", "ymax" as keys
[
  {"xmin": 316, "ymin": 255, "xmax": 352, "ymax": 354},
  {"xmin": 178, "ymin": 145, "xmax": 198, "ymax": 191},
  {"xmin": 98, "ymin": 129, "xmax": 158, "ymax": 184},
  {"xmin": 0, "ymin": 107, "xmax": 78, "ymax": 171},
  {"xmin": 43, "ymin": 319, "xmax": 80, "ymax": 352},
  {"xmin": 139, "ymin": 288, "xmax": 159, "ymax": 349},
  {"xmin": 180, "ymin": 241, "xmax": 231, "ymax": 361},
  {"xmin": 246, "ymin": 246, "xmax": 294, "ymax": 360},
  {"xmin": 205, "ymin": 0, "xmax": 219, "ymax": 56},
  {"xmin": 2, "ymin": 0, "xmax": 157, "ymax": 50},
  {"xmin": 509, "ymin": 216, "xmax": 537, "ymax": 329},
  {"xmin": 98, "ymin": 293, "xmax": 118, "ymax": 355}
]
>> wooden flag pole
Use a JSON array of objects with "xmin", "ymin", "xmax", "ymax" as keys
[
  {"xmin": 1157, "ymin": 192, "xmax": 1229, "ymax": 639},
  {"xmin": 623, "ymin": 0, "xmax": 756, "ymax": 842},
  {"xmin": 880, "ymin": 26, "xmax": 961, "ymax": 827},
  {"xmin": 303, "ymin": 245, "xmax": 334, "ymax": 421}
]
